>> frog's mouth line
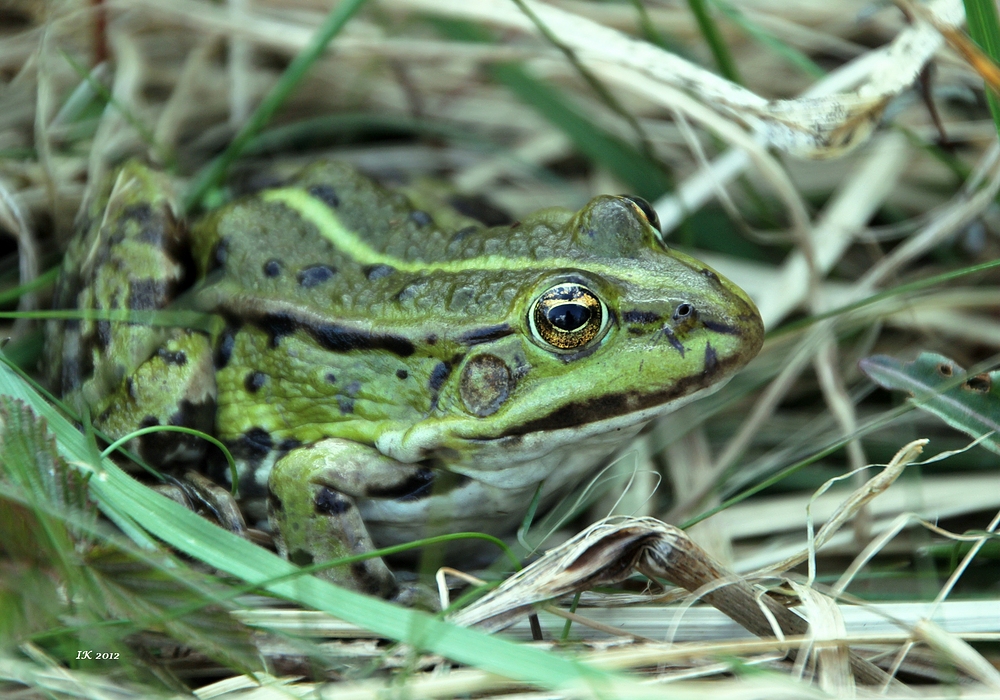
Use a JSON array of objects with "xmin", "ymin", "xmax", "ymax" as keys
[{"xmin": 498, "ymin": 342, "xmax": 747, "ymax": 437}]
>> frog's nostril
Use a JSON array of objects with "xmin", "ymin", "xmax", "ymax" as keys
[{"xmin": 673, "ymin": 303, "xmax": 694, "ymax": 321}]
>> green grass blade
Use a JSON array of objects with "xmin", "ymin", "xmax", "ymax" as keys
[
  {"xmin": 432, "ymin": 18, "xmax": 672, "ymax": 201},
  {"xmin": 964, "ymin": 0, "xmax": 1000, "ymax": 138},
  {"xmin": 687, "ymin": 0, "xmax": 741, "ymax": 83},
  {"xmin": 59, "ymin": 51, "xmax": 174, "ymax": 169},
  {"xmin": 183, "ymin": 0, "xmax": 368, "ymax": 212},
  {"xmin": 712, "ymin": 0, "xmax": 824, "ymax": 79},
  {"xmin": 490, "ymin": 64, "xmax": 672, "ymax": 201}
]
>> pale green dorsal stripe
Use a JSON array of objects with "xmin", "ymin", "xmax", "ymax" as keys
[{"xmin": 262, "ymin": 188, "xmax": 650, "ymax": 284}]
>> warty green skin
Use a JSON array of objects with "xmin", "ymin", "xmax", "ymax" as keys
[{"xmin": 47, "ymin": 160, "xmax": 764, "ymax": 598}]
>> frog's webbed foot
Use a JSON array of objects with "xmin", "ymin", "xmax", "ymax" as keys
[{"xmin": 268, "ymin": 438, "xmax": 429, "ymax": 599}]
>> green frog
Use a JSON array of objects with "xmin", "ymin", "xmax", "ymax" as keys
[{"xmin": 45, "ymin": 160, "xmax": 764, "ymax": 598}]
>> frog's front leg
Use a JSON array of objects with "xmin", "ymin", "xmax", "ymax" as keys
[{"xmin": 268, "ymin": 438, "xmax": 424, "ymax": 598}]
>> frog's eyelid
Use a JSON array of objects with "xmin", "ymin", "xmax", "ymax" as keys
[{"xmin": 617, "ymin": 195, "xmax": 662, "ymax": 234}]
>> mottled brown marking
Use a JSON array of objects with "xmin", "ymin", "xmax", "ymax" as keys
[{"xmin": 460, "ymin": 354, "xmax": 513, "ymax": 417}]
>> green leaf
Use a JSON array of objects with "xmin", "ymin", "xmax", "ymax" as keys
[
  {"xmin": 859, "ymin": 353, "xmax": 1000, "ymax": 455},
  {"xmin": 964, "ymin": 0, "xmax": 1000, "ymax": 139},
  {"xmin": 687, "ymin": 0, "xmax": 741, "ymax": 83}
]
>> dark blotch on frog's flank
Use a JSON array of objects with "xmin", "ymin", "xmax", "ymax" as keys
[
  {"xmin": 263, "ymin": 259, "xmax": 282, "ymax": 277},
  {"xmin": 314, "ymin": 487, "xmax": 351, "ymax": 516},
  {"xmin": 231, "ymin": 426, "xmax": 273, "ymax": 463},
  {"xmin": 308, "ymin": 184, "xmax": 340, "ymax": 208},
  {"xmin": 276, "ymin": 438, "xmax": 301, "ymax": 460},
  {"xmin": 396, "ymin": 369, "xmax": 408, "ymax": 380},
  {"xmin": 250, "ymin": 310, "xmax": 415, "ymax": 356},
  {"xmin": 297, "ymin": 264, "xmax": 336, "ymax": 288},
  {"xmin": 244, "ymin": 370, "xmax": 266, "ymax": 393}
]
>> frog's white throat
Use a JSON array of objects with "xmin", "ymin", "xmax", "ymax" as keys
[{"xmin": 375, "ymin": 377, "xmax": 733, "ymax": 491}]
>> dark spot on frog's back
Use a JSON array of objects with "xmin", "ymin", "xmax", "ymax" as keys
[
  {"xmin": 263, "ymin": 259, "xmax": 282, "ymax": 277},
  {"xmin": 409, "ymin": 210, "xmax": 432, "ymax": 227},
  {"xmin": 314, "ymin": 487, "xmax": 351, "ymax": 515},
  {"xmin": 396, "ymin": 368, "xmax": 408, "ymax": 380},
  {"xmin": 297, "ymin": 264, "xmax": 336, "ymax": 288},
  {"xmin": 448, "ymin": 226, "xmax": 478, "ymax": 246},
  {"xmin": 244, "ymin": 370, "xmax": 266, "ymax": 393},
  {"xmin": 128, "ymin": 278, "xmax": 167, "ymax": 311},
  {"xmin": 215, "ymin": 327, "xmax": 238, "ymax": 368},
  {"xmin": 246, "ymin": 310, "xmax": 415, "ymax": 356},
  {"xmin": 364, "ymin": 264, "xmax": 394, "ymax": 281},
  {"xmin": 394, "ymin": 278, "xmax": 427, "ymax": 302},
  {"xmin": 308, "ymin": 184, "xmax": 340, "ymax": 208}
]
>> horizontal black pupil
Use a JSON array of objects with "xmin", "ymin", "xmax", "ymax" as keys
[{"xmin": 548, "ymin": 303, "xmax": 591, "ymax": 331}]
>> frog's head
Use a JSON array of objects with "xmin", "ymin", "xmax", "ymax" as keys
[{"xmin": 378, "ymin": 194, "xmax": 763, "ymax": 475}]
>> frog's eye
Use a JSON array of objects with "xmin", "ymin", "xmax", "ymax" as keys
[
  {"xmin": 529, "ymin": 283, "xmax": 609, "ymax": 351},
  {"xmin": 619, "ymin": 195, "xmax": 661, "ymax": 233}
]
